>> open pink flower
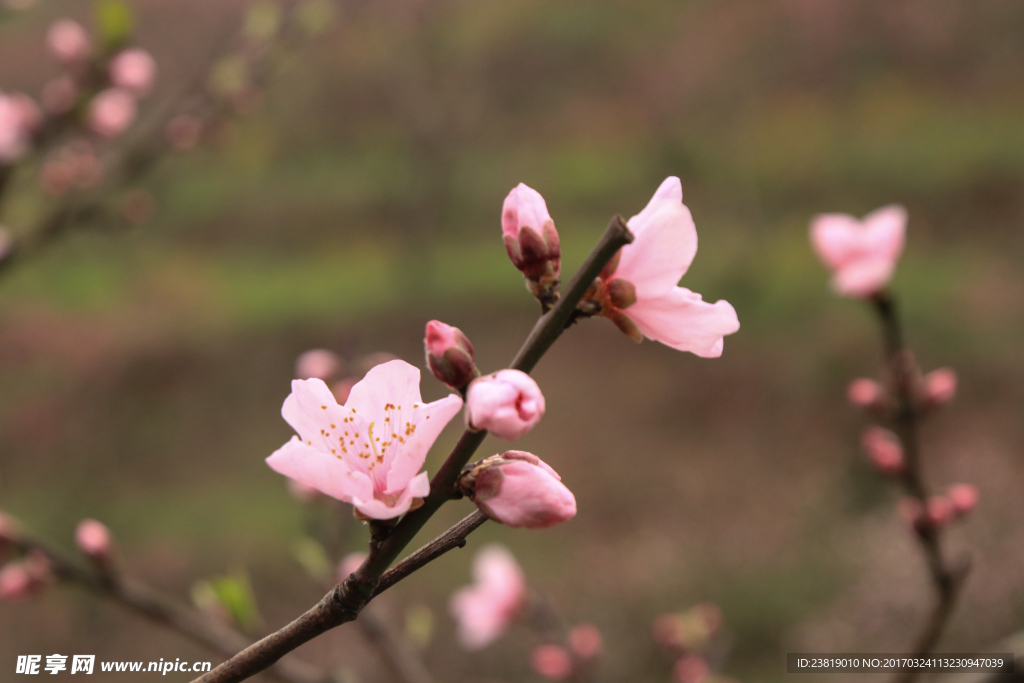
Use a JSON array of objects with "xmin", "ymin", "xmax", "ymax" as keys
[
  {"xmin": 465, "ymin": 370, "xmax": 544, "ymax": 440},
  {"xmin": 460, "ymin": 451, "xmax": 576, "ymax": 529},
  {"xmin": 449, "ymin": 544, "xmax": 526, "ymax": 649},
  {"xmin": 532, "ymin": 645, "xmax": 574, "ymax": 681},
  {"xmin": 109, "ymin": 48, "xmax": 157, "ymax": 96},
  {"xmin": 810, "ymin": 205, "xmax": 906, "ymax": 298},
  {"xmin": 266, "ymin": 360, "xmax": 462, "ymax": 520},
  {"xmin": 595, "ymin": 177, "xmax": 739, "ymax": 357}
]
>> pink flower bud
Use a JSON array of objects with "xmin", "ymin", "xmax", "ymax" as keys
[
  {"xmin": 450, "ymin": 544, "xmax": 526, "ymax": 649},
  {"xmin": 0, "ymin": 562, "xmax": 34, "ymax": 601},
  {"xmin": 861, "ymin": 426, "xmax": 903, "ymax": 476},
  {"xmin": 41, "ymin": 76, "xmax": 79, "ymax": 115},
  {"xmin": 531, "ymin": 645, "xmax": 573, "ymax": 681},
  {"xmin": 926, "ymin": 496, "xmax": 953, "ymax": 528},
  {"xmin": 295, "ymin": 349, "xmax": 343, "ymax": 381},
  {"xmin": 75, "ymin": 519, "xmax": 113, "ymax": 562},
  {"xmin": 337, "ymin": 552, "xmax": 367, "ymax": 583},
  {"xmin": 674, "ymin": 655, "xmax": 711, "ymax": 683},
  {"xmin": 466, "ymin": 370, "xmax": 545, "ymax": 440},
  {"xmin": 922, "ymin": 368, "xmax": 957, "ymax": 409},
  {"xmin": 88, "ymin": 89, "xmax": 137, "ymax": 138},
  {"xmin": 502, "ymin": 183, "xmax": 561, "ymax": 296},
  {"xmin": 948, "ymin": 483, "xmax": 978, "ymax": 517},
  {"xmin": 459, "ymin": 451, "xmax": 576, "ymax": 529},
  {"xmin": 847, "ymin": 378, "xmax": 882, "ymax": 410},
  {"xmin": 109, "ymin": 48, "xmax": 157, "ymax": 97},
  {"xmin": 568, "ymin": 623, "xmax": 602, "ymax": 660},
  {"xmin": 425, "ymin": 320, "xmax": 478, "ymax": 390},
  {"xmin": 47, "ymin": 19, "xmax": 91, "ymax": 63}
]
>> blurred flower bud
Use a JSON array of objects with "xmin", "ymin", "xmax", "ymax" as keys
[
  {"xmin": 465, "ymin": 370, "xmax": 544, "ymax": 440},
  {"xmin": 674, "ymin": 655, "xmax": 711, "ymax": 683},
  {"xmin": 459, "ymin": 451, "xmax": 576, "ymax": 529},
  {"xmin": 166, "ymin": 114, "xmax": 203, "ymax": 151},
  {"xmin": 926, "ymin": 496, "xmax": 953, "ymax": 527},
  {"xmin": 502, "ymin": 183, "xmax": 561, "ymax": 304},
  {"xmin": 922, "ymin": 368, "xmax": 957, "ymax": 410},
  {"xmin": 109, "ymin": 48, "xmax": 157, "ymax": 97},
  {"xmin": 0, "ymin": 563, "xmax": 34, "ymax": 601},
  {"xmin": 450, "ymin": 544, "xmax": 526, "ymax": 649},
  {"xmin": 337, "ymin": 552, "xmax": 367, "ymax": 583},
  {"xmin": 531, "ymin": 645, "xmax": 573, "ymax": 681},
  {"xmin": 847, "ymin": 378, "xmax": 883, "ymax": 411},
  {"xmin": 75, "ymin": 519, "xmax": 114, "ymax": 566},
  {"xmin": 47, "ymin": 19, "xmax": 91, "ymax": 63},
  {"xmin": 88, "ymin": 88, "xmax": 137, "ymax": 138},
  {"xmin": 568, "ymin": 623, "xmax": 602, "ymax": 660},
  {"xmin": 0, "ymin": 93, "xmax": 31, "ymax": 163},
  {"xmin": 41, "ymin": 76, "xmax": 79, "ymax": 115},
  {"xmin": 295, "ymin": 349, "xmax": 343, "ymax": 381},
  {"xmin": 861, "ymin": 426, "xmax": 903, "ymax": 476},
  {"xmin": 948, "ymin": 483, "xmax": 978, "ymax": 517},
  {"xmin": 425, "ymin": 320, "xmax": 478, "ymax": 390}
]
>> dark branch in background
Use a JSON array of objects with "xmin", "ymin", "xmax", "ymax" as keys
[
  {"xmin": 191, "ymin": 216, "xmax": 635, "ymax": 683},
  {"xmin": 873, "ymin": 293, "xmax": 971, "ymax": 683},
  {"xmin": 356, "ymin": 609, "xmax": 435, "ymax": 683},
  {"xmin": 8, "ymin": 531, "xmax": 336, "ymax": 683}
]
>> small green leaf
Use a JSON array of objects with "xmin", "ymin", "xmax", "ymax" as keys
[{"xmin": 94, "ymin": 0, "xmax": 134, "ymax": 49}]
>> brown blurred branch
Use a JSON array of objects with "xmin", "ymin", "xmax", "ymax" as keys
[
  {"xmin": 873, "ymin": 292, "xmax": 970, "ymax": 683},
  {"xmin": 190, "ymin": 216, "xmax": 635, "ymax": 683},
  {"xmin": 6, "ymin": 529, "xmax": 336, "ymax": 683},
  {"xmin": 356, "ymin": 608, "xmax": 435, "ymax": 683}
]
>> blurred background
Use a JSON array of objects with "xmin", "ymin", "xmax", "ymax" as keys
[{"xmin": 2, "ymin": 0, "xmax": 1023, "ymax": 681}]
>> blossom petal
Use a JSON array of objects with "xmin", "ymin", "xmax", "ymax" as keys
[
  {"xmin": 626, "ymin": 287, "xmax": 740, "ymax": 357},
  {"xmin": 385, "ymin": 393, "xmax": 462, "ymax": 494},
  {"xmin": 809, "ymin": 213, "xmax": 863, "ymax": 270},
  {"xmin": 626, "ymin": 176, "xmax": 684, "ymax": 230},
  {"xmin": 345, "ymin": 360, "xmax": 423, "ymax": 418},
  {"xmin": 266, "ymin": 437, "xmax": 373, "ymax": 503},
  {"xmin": 282, "ymin": 378, "xmax": 348, "ymax": 446},
  {"xmin": 862, "ymin": 204, "xmax": 906, "ymax": 264},
  {"xmin": 618, "ymin": 196, "xmax": 698, "ymax": 298},
  {"xmin": 353, "ymin": 471, "xmax": 429, "ymax": 520}
]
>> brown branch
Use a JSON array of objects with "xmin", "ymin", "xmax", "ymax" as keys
[
  {"xmin": 8, "ymin": 531, "xmax": 335, "ymax": 683},
  {"xmin": 872, "ymin": 293, "xmax": 971, "ymax": 683},
  {"xmin": 190, "ymin": 216, "xmax": 635, "ymax": 683}
]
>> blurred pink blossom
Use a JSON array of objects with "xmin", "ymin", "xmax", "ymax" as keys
[
  {"xmin": 449, "ymin": 544, "xmax": 526, "ymax": 649},
  {"xmin": 810, "ymin": 205, "xmax": 906, "ymax": 298},
  {"xmin": 926, "ymin": 496, "xmax": 953, "ymax": 527},
  {"xmin": 332, "ymin": 378, "xmax": 356, "ymax": 404},
  {"xmin": 109, "ymin": 48, "xmax": 157, "ymax": 96},
  {"xmin": 75, "ymin": 519, "xmax": 112, "ymax": 561},
  {"xmin": 266, "ymin": 360, "xmax": 462, "ymax": 520},
  {"xmin": 41, "ymin": 76, "xmax": 79, "ymax": 115},
  {"xmin": 674, "ymin": 654, "xmax": 711, "ymax": 683},
  {"xmin": 465, "ymin": 370, "xmax": 544, "ymax": 440},
  {"xmin": 0, "ymin": 563, "xmax": 33, "ymax": 601},
  {"xmin": 948, "ymin": 483, "xmax": 978, "ymax": 517},
  {"xmin": 337, "ymin": 552, "xmax": 367, "ymax": 583},
  {"xmin": 88, "ymin": 89, "xmax": 137, "ymax": 138},
  {"xmin": 531, "ymin": 645, "xmax": 573, "ymax": 681},
  {"xmin": 922, "ymin": 368, "xmax": 957, "ymax": 408},
  {"xmin": 47, "ymin": 19, "xmax": 91, "ymax": 63},
  {"xmin": 568, "ymin": 623, "xmax": 602, "ymax": 659},
  {"xmin": 599, "ymin": 177, "xmax": 739, "ymax": 357},
  {"xmin": 861, "ymin": 426, "xmax": 903, "ymax": 476},
  {"xmin": 0, "ymin": 93, "xmax": 34, "ymax": 163},
  {"xmin": 502, "ymin": 183, "xmax": 561, "ymax": 291},
  {"xmin": 847, "ymin": 378, "xmax": 882, "ymax": 410},
  {"xmin": 295, "ymin": 349, "xmax": 343, "ymax": 381},
  {"xmin": 461, "ymin": 451, "xmax": 576, "ymax": 529}
]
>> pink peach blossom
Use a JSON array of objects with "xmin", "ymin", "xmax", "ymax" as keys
[
  {"xmin": 923, "ymin": 368, "xmax": 957, "ymax": 408},
  {"xmin": 674, "ymin": 655, "xmax": 711, "ymax": 683},
  {"xmin": 109, "ymin": 48, "xmax": 157, "ymax": 96},
  {"xmin": 449, "ymin": 544, "xmax": 526, "ymax": 649},
  {"xmin": 861, "ymin": 426, "xmax": 903, "ymax": 475},
  {"xmin": 460, "ymin": 452, "xmax": 576, "ymax": 529},
  {"xmin": 75, "ymin": 519, "xmax": 112, "ymax": 561},
  {"xmin": 531, "ymin": 645, "xmax": 574, "ymax": 681},
  {"xmin": 266, "ymin": 360, "xmax": 462, "ymax": 520},
  {"xmin": 295, "ymin": 349, "xmax": 343, "ymax": 381},
  {"xmin": 810, "ymin": 205, "xmax": 906, "ymax": 298},
  {"xmin": 847, "ymin": 378, "xmax": 882, "ymax": 410},
  {"xmin": 88, "ymin": 89, "xmax": 137, "ymax": 138},
  {"xmin": 597, "ymin": 177, "xmax": 739, "ymax": 357},
  {"xmin": 465, "ymin": 370, "xmax": 545, "ymax": 440},
  {"xmin": 502, "ymin": 183, "xmax": 561, "ymax": 292},
  {"xmin": 47, "ymin": 19, "xmax": 91, "ymax": 63},
  {"xmin": 0, "ymin": 562, "xmax": 33, "ymax": 601},
  {"xmin": 948, "ymin": 483, "xmax": 978, "ymax": 516},
  {"xmin": 568, "ymin": 623, "xmax": 602, "ymax": 659}
]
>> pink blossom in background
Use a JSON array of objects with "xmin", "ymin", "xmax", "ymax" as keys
[
  {"xmin": 295, "ymin": 349, "xmax": 343, "ymax": 381},
  {"xmin": 41, "ymin": 76, "xmax": 79, "ymax": 115},
  {"xmin": 531, "ymin": 645, "xmax": 574, "ymax": 681},
  {"xmin": 861, "ymin": 426, "xmax": 903, "ymax": 475},
  {"xmin": 465, "ymin": 370, "xmax": 545, "ymax": 440},
  {"xmin": 109, "ymin": 48, "xmax": 157, "ymax": 96},
  {"xmin": 948, "ymin": 483, "xmax": 978, "ymax": 516},
  {"xmin": 266, "ymin": 360, "xmax": 462, "ymax": 520},
  {"xmin": 463, "ymin": 451, "xmax": 576, "ymax": 529},
  {"xmin": 88, "ymin": 89, "xmax": 137, "ymax": 138},
  {"xmin": 674, "ymin": 654, "xmax": 711, "ymax": 683},
  {"xmin": 0, "ymin": 562, "xmax": 33, "ymax": 601},
  {"xmin": 449, "ymin": 544, "xmax": 526, "ymax": 649},
  {"xmin": 847, "ymin": 378, "xmax": 882, "ymax": 410},
  {"xmin": 599, "ymin": 177, "xmax": 739, "ymax": 357},
  {"xmin": 810, "ymin": 205, "xmax": 906, "ymax": 298},
  {"xmin": 0, "ymin": 93, "xmax": 32, "ymax": 163},
  {"xmin": 74, "ymin": 519, "xmax": 112, "ymax": 561},
  {"xmin": 926, "ymin": 496, "xmax": 953, "ymax": 527},
  {"xmin": 47, "ymin": 19, "xmax": 91, "ymax": 63},
  {"xmin": 568, "ymin": 623, "xmax": 603, "ymax": 659},
  {"xmin": 923, "ymin": 368, "xmax": 957, "ymax": 408},
  {"xmin": 337, "ymin": 552, "xmax": 367, "ymax": 583}
]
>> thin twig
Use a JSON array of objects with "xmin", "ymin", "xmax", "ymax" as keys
[
  {"xmin": 873, "ymin": 293, "xmax": 970, "ymax": 683},
  {"xmin": 191, "ymin": 216, "xmax": 634, "ymax": 683},
  {"xmin": 8, "ymin": 533, "xmax": 335, "ymax": 683}
]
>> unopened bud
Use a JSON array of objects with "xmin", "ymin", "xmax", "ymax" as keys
[
  {"xmin": 465, "ymin": 370, "xmax": 545, "ymax": 440},
  {"xmin": 75, "ymin": 519, "xmax": 114, "ymax": 566},
  {"xmin": 847, "ymin": 378, "xmax": 883, "ymax": 411},
  {"xmin": 0, "ymin": 563, "xmax": 33, "ymax": 601},
  {"xmin": 926, "ymin": 496, "xmax": 953, "ymax": 527},
  {"xmin": 458, "ymin": 451, "xmax": 576, "ymax": 529},
  {"xmin": 948, "ymin": 483, "xmax": 978, "ymax": 517},
  {"xmin": 425, "ymin": 320, "xmax": 478, "ymax": 390},
  {"xmin": 502, "ymin": 184, "xmax": 561, "ymax": 305},
  {"xmin": 861, "ymin": 426, "xmax": 903, "ymax": 476},
  {"xmin": 922, "ymin": 368, "xmax": 957, "ymax": 409},
  {"xmin": 568, "ymin": 623, "xmax": 602, "ymax": 660},
  {"xmin": 531, "ymin": 644, "xmax": 573, "ymax": 681}
]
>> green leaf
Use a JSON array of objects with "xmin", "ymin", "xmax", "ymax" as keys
[{"xmin": 94, "ymin": 0, "xmax": 134, "ymax": 49}]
